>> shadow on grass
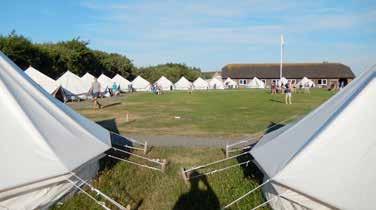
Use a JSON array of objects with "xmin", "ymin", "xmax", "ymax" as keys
[
  {"xmin": 96, "ymin": 118, "xmax": 137, "ymax": 172},
  {"xmin": 102, "ymin": 102, "xmax": 122, "ymax": 109},
  {"xmin": 173, "ymin": 171, "xmax": 219, "ymax": 210},
  {"xmin": 236, "ymin": 121, "xmax": 286, "ymax": 183},
  {"xmin": 269, "ymin": 98, "xmax": 283, "ymax": 103}
]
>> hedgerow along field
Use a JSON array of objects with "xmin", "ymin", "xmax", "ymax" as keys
[{"xmin": 55, "ymin": 89, "xmax": 334, "ymax": 210}]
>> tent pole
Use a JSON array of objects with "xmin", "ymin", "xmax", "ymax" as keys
[
  {"xmin": 70, "ymin": 173, "xmax": 129, "ymax": 210},
  {"xmin": 222, "ymin": 179, "xmax": 271, "ymax": 209},
  {"xmin": 250, "ymin": 191, "xmax": 284, "ymax": 210},
  {"xmin": 67, "ymin": 179, "xmax": 111, "ymax": 210}
]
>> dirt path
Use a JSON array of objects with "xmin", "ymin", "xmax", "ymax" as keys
[{"xmin": 126, "ymin": 134, "xmax": 259, "ymax": 148}]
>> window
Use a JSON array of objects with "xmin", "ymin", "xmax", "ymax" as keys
[
  {"xmin": 239, "ymin": 79, "xmax": 247, "ymax": 85},
  {"xmin": 318, "ymin": 79, "xmax": 327, "ymax": 86},
  {"xmin": 261, "ymin": 79, "xmax": 266, "ymax": 84}
]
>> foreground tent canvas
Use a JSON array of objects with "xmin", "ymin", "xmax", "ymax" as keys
[
  {"xmin": 250, "ymin": 68, "xmax": 375, "ymax": 210},
  {"xmin": 112, "ymin": 74, "xmax": 130, "ymax": 92},
  {"xmin": 0, "ymin": 51, "xmax": 112, "ymax": 209},
  {"xmin": 208, "ymin": 77, "xmax": 225, "ymax": 89},
  {"xmin": 174, "ymin": 76, "xmax": 192, "ymax": 90},
  {"xmin": 132, "ymin": 75, "xmax": 151, "ymax": 91},
  {"xmin": 224, "ymin": 77, "xmax": 238, "ymax": 88},
  {"xmin": 155, "ymin": 76, "xmax": 173, "ymax": 91},
  {"xmin": 57, "ymin": 71, "xmax": 88, "ymax": 100},
  {"xmin": 246, "ymin": 77, "xmax": 265, "ymax": 88},
  {"xmin": 193, "ymin": 77, "xmax": 209, "ymax": 90},
  {"xmin": 25, "ymin": 66, "xmax": 66, "ymax": 101}
]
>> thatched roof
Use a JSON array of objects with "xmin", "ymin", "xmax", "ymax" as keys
[{"xmin": 222, "ymin": 63, "xmax": 355, "ymax": 79}]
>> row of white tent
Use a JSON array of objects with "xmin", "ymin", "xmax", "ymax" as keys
[{"xmin": 25, "ymin": 66, "xmax": 316, "ymax": 101}]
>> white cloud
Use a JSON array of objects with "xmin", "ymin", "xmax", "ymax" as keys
[{"xmin": 79, "ymin": 0, "xmax": 376, "ymax": 71}]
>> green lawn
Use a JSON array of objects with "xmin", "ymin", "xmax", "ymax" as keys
[
  {"xmin": 56, "ymin": 89, "xmax": 334, "ymax": 210},
  {"xmin": 71, "ymin": 89, "xmax": 334, "ymax": 137}
]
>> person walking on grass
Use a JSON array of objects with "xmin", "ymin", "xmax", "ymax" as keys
[
  {"xmin": 90, "ymin": 78, "xmax": 102, "ymax": 109},
  {"xmin": 285, "ymin": 81, "xmax": 292, "ymax": 104}
]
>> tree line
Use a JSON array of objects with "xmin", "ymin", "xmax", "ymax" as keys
[{"xmin": 0, "ymin": 31, "xmax": 211, "ymax": 82}]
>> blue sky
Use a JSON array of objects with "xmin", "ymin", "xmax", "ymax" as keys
[{"xmin": 1, "ymin": 0, "xmax": 375, "ymax": 74}]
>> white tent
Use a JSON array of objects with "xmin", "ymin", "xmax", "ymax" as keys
[
  {"xmin": 174, "ymin": 76, "xmax": 192, "ymax": 90},
  {"xmin": 250, "ymin": 68, "xmax": 375, "ymax": 210},
  {"xmin": 0, "ymin": 51, "xmax": 112, "ymax": 209},
  {"xmin": 246, "ymin": 77, "xmax": 265, "ymax": 88},
  {"xmin": 80, "ymin": 72, "xmax": 96, "ymax": 92},
  {"xmin": 224, "ymin": 77, "xmax": 238, "ymax": 88},
  {"xmin": 278, "ymin": 77, "xmax": 288, "ymax": 86},
  {"xmin": 297, "ymin": 76, "xmax": 315, "ymax": 87},
  {"xmin": 25, "ymin": 66, "xmax": 61, "ymax": 95},
  {"xmin": 193, "ymin": 77, "xmax": 209, "ymax": 90},
  {"xmin": 112, "ymin": 74, "xmax": 130, "ymax": 92},
  {"xmin": 154, "ymin": 76, "xmax": 173, "ymax": 91},
  {"xmin": 98, "ymin": 74, "xmax": 114, "ymax": 93},
  {"xmin": 208, "ymin": 77, "xmax": 225, "ymax": 89},
  {"xmin": 132, "ymin": 75, "xmax": 151, "ymax": 91},
  {"xmin": 57, "ymin": 71, "xmax": 88, "ymax": 100}
]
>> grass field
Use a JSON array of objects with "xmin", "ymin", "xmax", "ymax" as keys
[
  {"xmin": 70, "ymin": 89, "xmax": 334, "ymax": 137},
  {"xmin": 56, "ymin": 89, "xmax": 334, "ymax": 210}
]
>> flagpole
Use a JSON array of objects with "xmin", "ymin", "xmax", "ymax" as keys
[{"xmin": 280, "ymin": 34, "xmax": 284, "ymax": 79}]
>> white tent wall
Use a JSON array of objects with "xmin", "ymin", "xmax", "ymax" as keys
[
  {"xmin": 112, "ymin": 74, "xmax": 130, "ymax": 92},
  {"xmin": 132, "ymin": 75, "xmax": 151, "ymax": 91},
  {"xmin": 224, "ymin": 77, "xmax": 237, "ymax": 88},
  {"xmin": 57, "ymin": 71, "xmax": 88, "ymax": 100},
  {"xmin": 262, "ymin": 178, "xmax": 331, "ymax": 210},
  {"xmin": 208, "ymin": 78, "xmax": 225, "ymax": 89},
  {"xmin": 297, "ymin": 77, "xmax": 315, "ymax": 88},
  {"xmin": 278, "ymin": 77, "xmax": 288, "ymax": 86},
  {"xmin": 25, "ymin": 66, "xmax": 61, "ymax": 95},
  {"xmin": 0, "ymin": 155, "xmax": 102, "ymax": 210},
  {"xmin": 246, "ymin": 77, "xmax": 265, "ymax": 89},
  {"xmin": 193, "ymin": 77, "xmax": 209, "ymax": 90},
  {"xmin": 174, "ymin": 76, "xmax": 192, "ymax": 90},
  {"xmin": 0, "ymin": 51, "xmax": 112, "ymax": 209},
  {"xmin": 80, "ymin": 72, "xmax": 95, "ymax": 92},
  {"xmin": 251, "ymin": 68, "xmax": 376, "ymax": 209},
  {"xmin": 155, "ymin": 76, "xmax": 173, "ymax": 91},
  {"xmin": 97, "ymin": 74, "xmax": 113, "ymax": 93}
]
